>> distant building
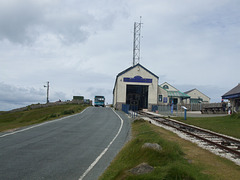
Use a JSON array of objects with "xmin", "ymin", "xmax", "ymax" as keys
[
  {"xmin": 113, "ymin": 64, "xmax": 211, "ymax": 111},
  {"xmin": 73, "ymin": 96, "xmax": 84, "ymax": 101},
  {"xmin": 222, "ymin": 84, "xmax": 240, "ymax": 112},
  {"xmin": 184, "ymin": 88, "xmax": 210, "ymax": 104},
  {"xmin": 158, "ymin": 82, "xmax": 190, "ymax": 106}
]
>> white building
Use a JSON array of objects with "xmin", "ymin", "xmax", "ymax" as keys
[
  {"xmin": 113, "ymin": 64, "xmax": 210, "ymax": 111},
  {"xmin": 113, "ymin": 64, "xmax": 158, "ymax": 110},
  {"xmin": 184, "ymin": 88, "xmax": 210, "ymax": 104},
  {"xmin": 158, "ymin": 82, "xmax": 190, "ymax": 106}
]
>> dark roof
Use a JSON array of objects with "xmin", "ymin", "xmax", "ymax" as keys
[
  {"xmin": 222, "ymin": 84, "xmax": 240, "ymax": 99},
  {"xmin": 116, "ymin": 63, "xmax": 159, "ymax": 79},
  {"xmin": 184, "ymin": 88, "xmax": 195, "ymax": 94}
]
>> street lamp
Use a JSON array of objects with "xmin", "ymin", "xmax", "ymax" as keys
[{"xmin": 44, "ymin": 81, "xmax": 49, "ymax": 103}]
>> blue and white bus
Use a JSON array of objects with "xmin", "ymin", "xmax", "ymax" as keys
[{"xmin": 94, "ymin": 96, "xmax": 105, "ymax": 107}]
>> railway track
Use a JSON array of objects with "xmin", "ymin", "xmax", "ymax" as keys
[{"xmin": 139, "ymin": 112, "xmax": 240, "ymax": 161}]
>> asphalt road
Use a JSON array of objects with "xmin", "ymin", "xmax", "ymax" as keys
[{"xmin": 0, "ymin": 107, "xmax": 131, "ymax": 180}]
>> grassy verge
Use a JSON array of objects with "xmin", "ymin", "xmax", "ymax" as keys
[
  {"xmin": 0, "ymin": 104, "xmax": 89, "ymax": 132},
  {"xmin": 172, "ymin": 113, "xmax": 240, "ymax": 139},
  {"xmin": 99, "ymin": 119, "xmax": 240, "ymax": 180}
]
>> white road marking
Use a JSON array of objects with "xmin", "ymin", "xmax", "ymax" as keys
[
  {"xmin": 0, "ymin": 107, "xmax": 89, "ymax": 138},
  {"xmin": 78, "ymin": 108, "xmax": 124, "ymax": 180}
]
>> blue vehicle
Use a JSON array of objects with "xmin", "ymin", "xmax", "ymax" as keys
[{"xmin": 94, "ymin": 96, "xmax": 105, "ymax": 107}]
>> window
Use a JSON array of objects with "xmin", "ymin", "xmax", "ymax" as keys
[
  {"xmin": 163, "ymin": 97, "xmax": 168, "ymax": 103},
  {"xmin": 159, "ymin": 95, "xmax": 162, "ymax": 102},
  {"xmin": 163, "ymin": 85, "xmax": 169, "ymax": 89}
]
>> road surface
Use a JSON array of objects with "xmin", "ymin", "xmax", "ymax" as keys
[{"xmin": 0, "ymin": 107, "xmax": 131, "ymax": 180}]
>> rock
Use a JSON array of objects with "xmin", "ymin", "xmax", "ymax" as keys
[
  {"xmin": 129, "ymin": 163, "xmax": 154, "ymax": 175},
  {"xmin": 142, "ymin": 143, "xmax": 162, "ymax": 151}
]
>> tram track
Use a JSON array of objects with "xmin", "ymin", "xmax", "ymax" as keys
[{"xmin": 138, "ymin": 111, "xmax": 240, "ymax": 164}]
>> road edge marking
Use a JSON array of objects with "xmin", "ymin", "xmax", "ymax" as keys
[
  {"xmin": 0, "ymin": 107, "xmax": 89, "ymax": 138},
  {"xmin": 78, "ymin": 108, "xmax": 124, "ymax": 180}
]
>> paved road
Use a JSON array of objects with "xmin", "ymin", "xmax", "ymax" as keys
[{"xmin": 0, "ymin": 107, "xmax": 131, "ymax": 180}]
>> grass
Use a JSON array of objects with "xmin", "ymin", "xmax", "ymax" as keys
[
  {"xmin": 99, "ymin": 119, "xmax": 215, "ymax": 180},
  {"xmin": 172, "ymin": 113, "xmax": 240, "ymax": 139},
  {"xmin": 0, "ymin": 104, "xmax": 89, "ymax": 132}
]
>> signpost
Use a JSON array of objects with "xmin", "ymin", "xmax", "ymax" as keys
[{"xmin": 181, "ymin": 106, "xmax": 187, "ymax": 120}]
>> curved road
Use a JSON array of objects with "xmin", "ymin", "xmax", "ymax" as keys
[{"xmin": 0, "ymin": 107, "xmax": 131, "ymax": 180}]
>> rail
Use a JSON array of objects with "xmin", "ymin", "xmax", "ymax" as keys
[{"xmin": 139, "ymin": 112, "xmax": 240, "ymax": 159}]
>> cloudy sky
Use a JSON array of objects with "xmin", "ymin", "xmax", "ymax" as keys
[{"xmin": 1, "ymin": 0, "xmax": 240, "ymax": 111}]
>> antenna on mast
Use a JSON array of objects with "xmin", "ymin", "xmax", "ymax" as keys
[{"xmin": 133, "ymin": 16, "xmax": 142, "ymax": 66}]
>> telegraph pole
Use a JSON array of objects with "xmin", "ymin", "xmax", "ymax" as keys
[
  {"xmin": 44, "ymin": 81, "xmax": 49, "ymax": 103},
  {"xmin": 133, "ymin": 17, "xmax": 143, "ymax": 66}
]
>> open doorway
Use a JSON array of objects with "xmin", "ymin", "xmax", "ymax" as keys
[{"xmin": 126, "ymin": 85, "xmax": 148, "ymax": 110}]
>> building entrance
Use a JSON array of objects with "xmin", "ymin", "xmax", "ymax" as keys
[{"xmin": 126, "ymin": 85, "xmax": 148, "ymax": 110}]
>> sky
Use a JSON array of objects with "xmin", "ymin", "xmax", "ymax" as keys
[{"xmin": 1, "ymin": 0, "xmax": 240, "ymax": 111}]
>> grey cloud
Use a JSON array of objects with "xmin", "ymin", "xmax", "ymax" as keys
[
  {"xmin": 0, "ymin": 82, "xmax": 45, "ymax": 104},
  {"xmin": 0, "ymin": 82, "xmax": 68, "ymax": 111},
  {"xmin": 0, "ymin": 1, "xmax": 43, "ymax": 43},
  {"xmin": 0, "ymin": 0, "xmax": 128, "ymax": 44}
]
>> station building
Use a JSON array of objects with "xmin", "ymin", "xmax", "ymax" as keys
[
  {"xmin": 113, "ymin": 64, "xmax": 210, "ymax": 111},
  {"xmin": 113, "ymin": 64, "xmax": 158, "ymax": 110}
]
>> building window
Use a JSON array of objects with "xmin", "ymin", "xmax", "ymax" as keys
[
  {"xmin": 163, "ymin": 85, "xmax": 169, "ymax": 89},
  {"xmin": 159, "ymin": 95, "xmax": 162, "ymax": 102},
  {"xmin": 163, "ymin": 97, "xmax": 168, "ymax": 103}
]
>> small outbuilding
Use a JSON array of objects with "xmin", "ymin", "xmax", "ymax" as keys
[
  {"xmin": 222, "ymin": 84, "xmax": 240, "ymax": 112},
  {"xmin": 113, "ymin": 64, "xmax": 159, "ymax": 110},
  {"xmin": 184, "ymin": 88, "xmax": 210, "ymax": 104},
  {"xmin": 158, "ymin": 82, "xmax": 190, "ymax": 106}
]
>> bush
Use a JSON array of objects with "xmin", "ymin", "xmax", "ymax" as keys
[
  {"xmin": 49, "ymin": 113, "xmax": 58, "ymax": 118},
  {"xmin": 62, "ymin": 109, "xmax": 75, "ymax": 115}
]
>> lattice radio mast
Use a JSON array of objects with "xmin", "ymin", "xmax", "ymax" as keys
[{"xmin": 133, "ymin": 17, "xmax": 142, "ymax": 66}]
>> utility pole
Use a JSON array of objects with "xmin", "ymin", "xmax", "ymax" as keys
[
  {"xmin": 44, "ymin": 81, "xmax": 49, "ymax": 103},
  {"xmin": 133, "ymin": 16, "xmax": 143, "ymax": 66}
]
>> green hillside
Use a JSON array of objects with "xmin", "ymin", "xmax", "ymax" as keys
[{"xmin": 0, "ymin": 104, "xmax": 89, "ymax": 132}]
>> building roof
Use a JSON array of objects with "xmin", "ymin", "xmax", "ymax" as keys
[
  {"xmin": 184, "ymin": 88, "xmax": 195, "ymax": 94},
  {"xmin": 167, "ymin": 91, "xmax": 190, "ymax": 99},
  {"xmin": 222, "ymin": 84, "xmax": 240, "ymax": 99},
  {"xmin": 159, "ymin": 82, "xmax": 179, "ymax": 91},
  {"xmin": 116, "ymin": 63, "xmax": 159, "ymax": 79},
  {"xmin": 113, "ymin": 63, "xmax": 159, "ymax": 93},
  {"xmin": 184, "ymin": 88, "xmax": 210, "ymax": 99}
]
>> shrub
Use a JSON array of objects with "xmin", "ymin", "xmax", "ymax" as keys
[
  {"xmin": 49, "ymin": 113, "xmax": 58, "ymax": 118},
  {"xmin": 62, "ymin": 109, "xmax": 75, "ymax": 115}
]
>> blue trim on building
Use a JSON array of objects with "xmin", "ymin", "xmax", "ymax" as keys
[
  {"xmin": 222, "ymin": 93, "xmax": 240, "ymax": 99},
  {"xmin": 113, "ymin": 63, "xmax": 159, "ymax": 93},
  {"xmin": 123, "ymin": 76, "xmax": 152, "ymax": 83}
]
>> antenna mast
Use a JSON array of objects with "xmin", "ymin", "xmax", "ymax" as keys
[{"xmin": 133, "ymin": 17, "xmax": 142, "ymax": 66}]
